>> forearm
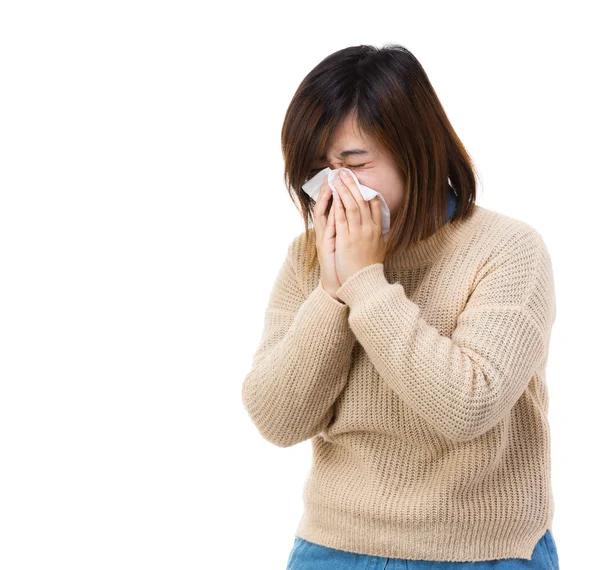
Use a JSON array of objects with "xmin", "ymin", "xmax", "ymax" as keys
[
  {"xmin": 242, "ymin": 282, "xmax": 355, "ymax": 447},
  {"xmin": 336, "ymin": 263, "xmax": 548, "ymax": 442}
]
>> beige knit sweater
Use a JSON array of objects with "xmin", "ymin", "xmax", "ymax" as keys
[{"xmin": 241, "ymin": 204, "xmax": 556, "ymax": 562}]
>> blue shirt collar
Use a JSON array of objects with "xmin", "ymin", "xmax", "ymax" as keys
[{"xmin": 445, "ymin": 186, "xmax": 457, "ymax": 223}]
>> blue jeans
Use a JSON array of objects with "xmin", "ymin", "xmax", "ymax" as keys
[{"xmin": 286, "ymin": 529, "xmax": 559, "ymax": 569}]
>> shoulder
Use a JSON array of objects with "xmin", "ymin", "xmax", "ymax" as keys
[
  {"xmin": 465, "ymin": 207, "xmax": 556, "ymax": 323},
  {"xmin": 287, "ymin": 228, "xmax": 314, "ymax": 257},
  {"xmin": 284, "ymin": 229, "xmax": 319, "ymax": 294},
  {"xmin": 470, "ymin": 205, "xmax": 551, "ymax": 265},
  {"xmin": 286, "ymin": 228, "xmax": 317, "ymax": 268}
]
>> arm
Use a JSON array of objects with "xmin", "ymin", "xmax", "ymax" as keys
[
  {"xmin": 335, "ymin": 226, "xmax": 556, "ymax": 443},
  {"xmin": 242, "ymin": 234, "xmax": 356, "ymax": 448}
]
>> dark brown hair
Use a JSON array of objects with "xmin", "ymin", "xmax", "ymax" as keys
[{"xmin": 280, "ymin": 43, "xmax": 479, "ymax": 275}]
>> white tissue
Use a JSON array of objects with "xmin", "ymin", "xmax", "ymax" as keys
[{"xmin": 301, "ymin": 167, "xmax": 391, "ymax": 238}]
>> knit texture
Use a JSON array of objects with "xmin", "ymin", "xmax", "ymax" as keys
[{"xmin": 241, "ymin": 203, "xmax": 556, "ymax": 562}]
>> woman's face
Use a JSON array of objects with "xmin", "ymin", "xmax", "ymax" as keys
[{"xmin": 313, "ymin": 113, "xmax": 405, "ymax": 219}]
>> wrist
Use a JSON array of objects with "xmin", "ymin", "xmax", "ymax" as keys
[{"xmin": 322, "ymin": 284, "xmax": 346, "ymax": 305}]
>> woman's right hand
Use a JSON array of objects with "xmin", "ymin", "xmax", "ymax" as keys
[{"xmin": 313, "ymin": 176, "xmax": 344, "ymax": 303}]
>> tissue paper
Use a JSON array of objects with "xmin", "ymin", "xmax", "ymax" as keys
[{"xmin": 301, "ymin": 167, "xmax": 391, "ymax": 237}]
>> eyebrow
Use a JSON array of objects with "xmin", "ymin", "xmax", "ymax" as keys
[{"xmin": 318, "ymin": 149, "xmax": 370, "ymax": 160}]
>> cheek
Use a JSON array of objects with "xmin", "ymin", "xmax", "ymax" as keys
[
  {"xmin": 360, "ymin": 174, "xmax": 402, "ymax": 207},
  {"xmin": 377, "ymin": 185, "xmax": 404, "ymax": 216},
  {"xmin": 380, "ymin": 191, "xmax": 401, "ymax": 210}
]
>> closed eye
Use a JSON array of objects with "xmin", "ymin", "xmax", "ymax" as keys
[{"xmin": 309, "ymin": 164, "xmax": 366, "ymax": 174}]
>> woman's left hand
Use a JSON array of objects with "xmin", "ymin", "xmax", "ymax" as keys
[{"xmin": 333, "ymin": 170, "xmax": 387, "ymax": 286}]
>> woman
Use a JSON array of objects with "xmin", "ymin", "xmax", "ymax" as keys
[{"xmin": 241, "ymin": 44, "xmax": 560, "ymax": 569}]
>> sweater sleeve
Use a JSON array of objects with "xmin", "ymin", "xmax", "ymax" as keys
[
  {"xmin": 242, "ymin": 233, "xmax": 356, "ymax": 448},
  {"xmin": 335, "ymin": 226, "xmax": 556, "ymax": 443}
]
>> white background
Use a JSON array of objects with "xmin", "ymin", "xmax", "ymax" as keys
[{"xmin": 1, "ymin": 1, "xmax": 597, "ymax": 568}]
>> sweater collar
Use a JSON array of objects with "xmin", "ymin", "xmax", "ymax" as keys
[{"xmin": 384, "ymin": 189, "xmax": 479, "ymax": 269}]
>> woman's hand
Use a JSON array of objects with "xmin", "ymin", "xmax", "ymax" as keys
[
  {"xmin": 313, "ymin": 176, "xmax": 344, "ymax": 302},
  {"xmin": 333, "ymin": 170, "xmax": 386, "ymax": 286}
]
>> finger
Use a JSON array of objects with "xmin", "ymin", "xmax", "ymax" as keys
[
  {"xmin": 313, "ymin": 177, "xmax": 333, "ymax": 236},
  {"xmin": 370, "ymin": 196, "xmax": 383, "ymax": 229},
  {"xmin": 338, "ymin": 171, "xmax": 371, "ymax": 226},
  {"xmin": 325, "ymin": 195, "xmax": 336, "ymax": 238},
  {"xmin": 333, "ymin": 177, "xmax": 361, "ymax": 232},
  {"xmin": 313, "ymin": 176, "xmax": 332, "ymax": 219},
  {"xmin": 333, "ymin": 189, "xmax": 348, "ymax": 238}
]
